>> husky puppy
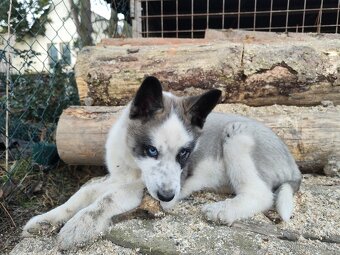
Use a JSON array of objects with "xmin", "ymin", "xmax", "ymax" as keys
[{"xmin": 23, "ymin": 76, "xmax": 301, "ymax": 250}]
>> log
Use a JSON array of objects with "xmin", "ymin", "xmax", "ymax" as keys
[
  {"xmin": 56, "ymin": 104, "xmax": 340, "ymax": 174},
  {"xmin": 75, "ymin": 30, "xmax": 340, "ymax": 107}
]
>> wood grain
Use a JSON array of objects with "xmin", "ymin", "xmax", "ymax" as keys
[
  {"xmin": 56, "ymin": 105, "xmax": 340, "ymax": 173},
  {"xmin": 75, "ymin": 32, "xmax": 340, "ymax": 107}
]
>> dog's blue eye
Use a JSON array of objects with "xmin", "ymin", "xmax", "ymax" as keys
[{"xmin": 146, "ymin": 145, "xmax": 158, "ymax": 158}]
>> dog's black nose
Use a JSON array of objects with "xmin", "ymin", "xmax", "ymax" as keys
[{"xmin": 157, "ymin": 190, "xmax": 175, "ymax": 202}]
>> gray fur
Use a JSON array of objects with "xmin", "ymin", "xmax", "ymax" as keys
[
  {"xmin": 187, "ymin": 112, "xmax": 301, "ymax": 193},
  {"xmin": 23, "ymin": 77, "xmax": 302, "ymax": 249},
  {"xmin": 127, "ymin": 91, "xmax": 301, "ymax": 196},
  {"xmin": 126, "ymin": 95, "xmax": 201, "ymax": 160}
]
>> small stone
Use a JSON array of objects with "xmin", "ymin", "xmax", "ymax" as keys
[
  {"xmin": 323, "ymin": 154, "xmax": 340, "ymax": 177},
  {"xmin": 321, "ymin": 100, "xmax": 334, "ymax": 107},
  {"xmin": 84, "ymin": 97, "xmax": 94, "ymax": 106},
  {"xmin": 127, "ymin": 48, "xmax": 139, "ymax": 54}
]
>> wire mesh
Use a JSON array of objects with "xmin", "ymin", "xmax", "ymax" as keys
[
  {"xmin": 0, "ymin": 0, "xmax": 131, "ymax": 204},
  {"xmin": 137, "ymin": 0, "xmax": 340, "ymax": 38}
]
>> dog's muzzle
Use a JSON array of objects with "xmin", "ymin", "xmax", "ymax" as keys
[{"xmin": 157, "ymin": 189, "xmax": 175, "ymax": 202}]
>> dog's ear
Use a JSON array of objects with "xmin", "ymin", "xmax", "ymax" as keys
[
  {"xmin": 184, "ymin": 89, "xmax": 221, "ymax": 128},
  {"xmin": 129, "ymin": 76, "xmax": 164, "ymax": 119}
]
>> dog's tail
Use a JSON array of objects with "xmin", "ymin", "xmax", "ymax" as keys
[{"xmin": 275, "ymin": 181, "xmax": 300, "ymax": 221}]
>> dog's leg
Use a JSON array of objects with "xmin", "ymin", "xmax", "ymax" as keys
[
  {"xmin": 23, "ymin": 175, "xmax": 113, "ymax": 236},
  {"xmin": 202, "ymin": 122, "xmax": 273, "ymax": 225},
  {"xmin": 57, "ymin": 180, "xmax": 144, "ymax": 250}
]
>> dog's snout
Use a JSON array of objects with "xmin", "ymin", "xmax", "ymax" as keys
[{"xmin": 157, "ymin": 190, "xmax": 175, "ymax": 202}]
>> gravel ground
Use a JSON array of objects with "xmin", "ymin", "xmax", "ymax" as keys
[
  {"xmin": 9, "ymin": 237, "xmax": 137, "ymax": 255},
  {"xmin": 7, "ymin": 104, "xmax": 340, "ymax": 254},
  {"xmin": 9, "ymin": 174, "xmax": 340, "ymax": 255}
]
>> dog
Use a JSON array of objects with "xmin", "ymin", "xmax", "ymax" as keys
[{"xmin": 23, "ymin": 76, "xmax": 301, "ymax": 250}]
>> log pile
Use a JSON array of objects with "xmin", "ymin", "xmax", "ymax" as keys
[
  {"xmin": 75, "ymin": 30, "xmax": 340, "ymax": 107},
  {"xmin": 57, "ymin": 31, "xmax": 340, "ymax": 175}
]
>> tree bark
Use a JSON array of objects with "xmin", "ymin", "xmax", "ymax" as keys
[
  {"xmin": 75, "ymin": 31, "xmax": 340, "ymax": 107},
  {"xmin": 56, "ymin": 104, "xmax": 340, "ymax": 174},
  {"xmin": 69, "ymin": 0, "xmax": 93, "ymax": 47}
]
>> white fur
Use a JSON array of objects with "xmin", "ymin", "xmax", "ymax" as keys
[
  {"xmin": 201, "ymin": 124, "xmax": 273, "ymax": 224},
  {"xmin": 152, "ymin": 111, "xmax": 192, "ymax": 153},
  {"xmin": 23, "ymin": 105, "xmax": 145, "ymax": 249},
  {"xmin": 57, "ymin": 180, "xmax": 144, "ymax": 250},
  {"xmin": 161, "ymin": 158, "xmax": 229, "ymax": 211},
  {"xmin": 136, "ymin": 157, "xmax": 181, "ymax": 201},
  {"xmin": 136, "ymin": 111, "xmax": 192, "ymax": 201},
  {"xmin": 23, "ymin": 89, "xmax": 300, "ymax": 250},
  {"xmin": 276, "ymin": 183, "xmax": 294, "ymax": 221},
  {"xmin": 180, "ymin": 158, "xmax": 229, "ymax": 198},
  {"xmin": 22, "ymin": 176, "xmax": 115, "ymax": 236},
  {"xmin": 105, "ymin": 105, "xmax": 140, "ymax": 179}
]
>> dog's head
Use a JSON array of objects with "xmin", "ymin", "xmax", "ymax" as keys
[{"xmin": 127, "ymin": 76, "xmax": 221, "ymax": 203}]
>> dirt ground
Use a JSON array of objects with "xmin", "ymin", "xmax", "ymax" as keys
[
  {"xmin": 6, "ymin": 174, "xmax": 340, "ymax": 255},
  {"xmin": 1, "ymin": 104, "xmax": 339, "ymax": 254},
  {"xmin": 0, "ymin": 165, "xmax": 106, "ymax": 253}
]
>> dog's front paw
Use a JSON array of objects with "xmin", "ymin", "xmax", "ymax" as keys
[
  {"xmin": 201, "ymin": 201, "xmax": 236, "ymax": 226},
  {"xmin": 57, "ymin": 211, "xmax": 108, "ymax": 250},
  {"xmin": 22, "ymin": 215, "xmax": 61, "ymax": 237}
]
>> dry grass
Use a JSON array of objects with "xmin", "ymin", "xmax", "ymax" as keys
[{"xmin": 0, "ymin": 164, "xmax": 106, "ymax": 253}]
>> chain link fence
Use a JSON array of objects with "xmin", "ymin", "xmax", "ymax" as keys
[
  {"xmin": 1, "ymin": 0, "xmax": 339, "ymax": 237},
  {"xmin": 0, "ymin": 0, "xmax": 130, "ymax": 206}
]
